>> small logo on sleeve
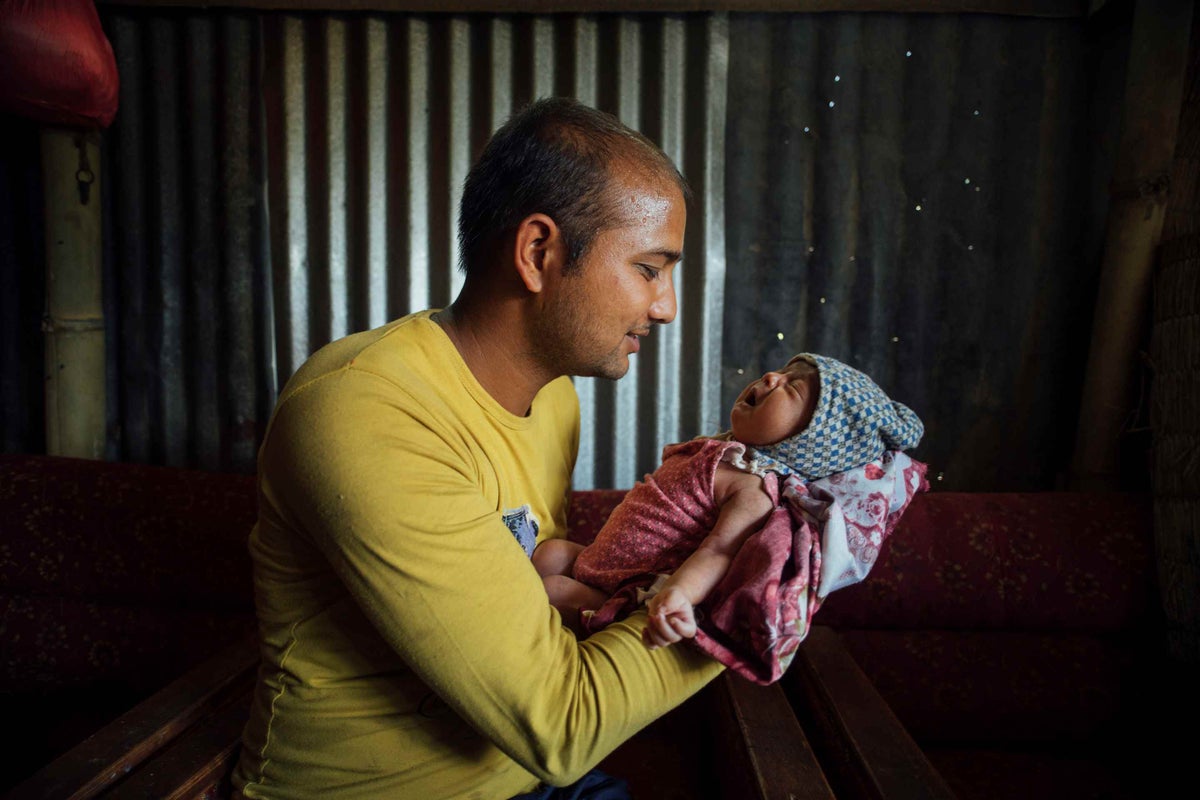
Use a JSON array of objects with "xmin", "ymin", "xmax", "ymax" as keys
[{"xmin": 501, "ymin": 505, "xmax": 540, "ymax": 558}]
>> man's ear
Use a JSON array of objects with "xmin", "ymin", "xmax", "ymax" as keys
[{"xmin": 512, "ymin": 213, "xmax": 566, "ymax": 293}]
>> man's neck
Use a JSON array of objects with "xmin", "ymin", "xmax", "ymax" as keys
[{"xmin": 434, "ymin": 299, "xmax": 552, "ymax": 417}]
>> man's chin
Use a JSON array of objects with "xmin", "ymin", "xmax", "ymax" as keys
[{"xmin": 577, "ymin": 356, "xmax": 631, "ymax": 381}]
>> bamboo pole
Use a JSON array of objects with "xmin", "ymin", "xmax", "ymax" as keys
[
  {"xmin": 1152, "ymin": 8, "xmax": 1200, "ymax": 663},
  {"xmin": 41, "ymin": 128, "xmax": 106, "ymax": 460},
  {"xmin": 1070, "ymin": 0, "xmax": 1194, "ymax": 490}
]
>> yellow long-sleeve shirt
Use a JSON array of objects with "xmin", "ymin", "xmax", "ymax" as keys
[{"xmin": 233, "ymin": 311, "xmax": 722, "ymax": 799}]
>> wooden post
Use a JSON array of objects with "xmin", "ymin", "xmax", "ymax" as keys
[
  {"xmin": 41, "ymin": 128, "xmax": 106, "ymax": 460},
  {"xmin": 1070, "ymin": 0, "xmax": 1194, "ymax": 489}
]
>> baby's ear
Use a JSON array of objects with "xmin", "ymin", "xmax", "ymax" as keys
[{"xmin": 882, "ymin": 401, "xmax": 924, "ymax": 451}]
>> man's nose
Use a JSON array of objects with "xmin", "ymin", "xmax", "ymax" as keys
[{"xmin": 649, "ymin": 272, "xmax": 677, "ymax": 325}]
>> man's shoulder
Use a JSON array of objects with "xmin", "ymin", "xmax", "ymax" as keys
[{"xmin": 281, "ymin": 312, "xmax": 443, "ymax": 396}]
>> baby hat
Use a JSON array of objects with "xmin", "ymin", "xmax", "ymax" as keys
[{"xmin": 750, "ymin": 353, "xmax": 924, "ymax": 480}]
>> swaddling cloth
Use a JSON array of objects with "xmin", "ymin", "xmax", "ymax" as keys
[{"xmin": 573, "ymin": 437, "xmax": 928, "ymax": 684}]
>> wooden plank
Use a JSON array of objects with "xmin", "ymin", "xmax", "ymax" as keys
[
  {"xmin": 783, "ymin": 627, "xmax": 957, "ymax": 800},
  {"xmin": 101, "ymin": 684, "xmax": 254, "ymax": 799},
  {"xmin": 713, "ymin": 672, "xmax": 837, "ymax": 800},
  {"xmin": 8, "ymin": 633, "xmax": 258, "ymax": 800}
]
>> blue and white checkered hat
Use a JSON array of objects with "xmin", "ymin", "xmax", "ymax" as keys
[{"xmin": 747, "ymin": 353, "xmax": 923, "ymax": 480}]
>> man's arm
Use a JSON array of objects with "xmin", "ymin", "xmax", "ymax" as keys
[{"xmin": 264, "ymin": 369, "xmax": 722, "ymax": 785}]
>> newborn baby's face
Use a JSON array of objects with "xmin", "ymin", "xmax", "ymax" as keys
[{"xmin": 729, "ymin": 360, "xmax": 820, "ymax": 446}]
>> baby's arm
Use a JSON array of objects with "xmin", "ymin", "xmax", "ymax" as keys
[{"xmin": 643, "ymin": 466, "xmax": 774, "ymax": 649}]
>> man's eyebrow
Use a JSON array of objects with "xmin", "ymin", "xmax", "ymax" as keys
[{"xmin": 644, "ymin": 248, "xmax": 683, "ymax": 263}]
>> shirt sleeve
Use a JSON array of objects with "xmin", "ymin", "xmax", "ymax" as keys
[{"xmin": 261, "ymin": 368, "xmax": 723, "ymax": 785}]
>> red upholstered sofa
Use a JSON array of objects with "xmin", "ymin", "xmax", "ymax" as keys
[
  {"xmin": 565, "ymin": 489, "xmax": 1173, "ymax": 800},
  {"xmin": 0, "ymin": 455, "xmax": 258, "ymax": 790},
  {"xmin": 1, "ymin": 455, "xmax": 1172, "ymax": 798},
  {"xmin": 807, "ymin": 492, "xmax": 1167, "ymax": 800}
]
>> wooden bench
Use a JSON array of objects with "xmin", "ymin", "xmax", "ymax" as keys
[
  {"xmin": 784, "ymin": 627, "xmax": 957, "ymax": 800},
  {"xmin": 9, "ymin": 636, "xmax": 841, "ymax": 800},
  {"xmin": 8, "ymin": 633, "xmax": 258, "ymax": 800}
]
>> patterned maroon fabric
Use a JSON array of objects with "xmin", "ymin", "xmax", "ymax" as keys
[
  {"xmin": 818, "ymin": 491, "xmax": 1156, "ymax": 632},
  {"xmin": 0, "ymin": 454, "xmax": 257, "ymax": 608},
  {"xmin": 567, "ymin": 490, "xmax": 627, "ymax": 546},
  {"xmin": 0, "ymin": 455, "xmax": 258, "ymax": 790},
  {"xmin": 836, "ymin": 628, "xmax": 1132, "ymax": 745},
  {"xmin": 1, "ymin": 455, "xmax": 258, "ymax": 691}
]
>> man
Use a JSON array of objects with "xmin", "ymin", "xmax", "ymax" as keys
[{"xmin": 233, "ymin": 98, "xmax": 723, "ymax": 799}]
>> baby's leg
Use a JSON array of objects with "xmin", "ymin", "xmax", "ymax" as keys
[
  {"xmin": 531, "ymin": 537, "xmax": 585, "ymax": 578},
  {"xmin": 531, "ymin": 539, "xmax": 608, "ymax": 635},
  {"xmin": 542, "ymin": 575, "xmax": 609, "ymax": 636}
]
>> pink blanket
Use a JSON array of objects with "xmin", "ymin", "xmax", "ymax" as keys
[{"xmin": 575, "ymin": 439, "xmax": 928, "ymax": 684}]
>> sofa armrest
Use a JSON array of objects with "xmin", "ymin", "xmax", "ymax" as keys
[
  {"xmin": 784, "ymin": 627, "xmax": 958, "ymax": 800},
  {"xmin": 8, "ymin": 633, "xmax": 257, "ymax": 800}
]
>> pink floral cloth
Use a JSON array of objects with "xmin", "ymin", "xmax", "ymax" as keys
[{"xmin": 574, "ymin": 438, "xmax": 928, "ymax": 684}]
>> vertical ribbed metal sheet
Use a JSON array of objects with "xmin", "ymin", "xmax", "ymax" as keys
[
  {"xmin": 1, "ymin": 8, "xmax": 1125, "ymax": 493},
  {"xmin": 257, "ymin": 11, "xmax": 729, "ymax": 488},
  {"xmin": 724, "ymin": 12, "xmax": 1112, "ymax": 491},
  {"xmin": 102, "ymin": 9, "xmax": 274, "ymax": 472}
]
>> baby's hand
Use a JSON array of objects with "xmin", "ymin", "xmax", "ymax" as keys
[{"xmin": 643, "ymin": 586, "xmax": 697, "ymax": 650}]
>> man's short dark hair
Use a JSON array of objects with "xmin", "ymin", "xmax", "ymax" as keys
[{"xmin": 458, "ymin": 97, "xmax": 691, "ymax": 277}]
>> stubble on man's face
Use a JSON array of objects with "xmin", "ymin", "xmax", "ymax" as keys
[{"xmin": 532, "ymin": 262, "xmax": 633, "ymax": 381}]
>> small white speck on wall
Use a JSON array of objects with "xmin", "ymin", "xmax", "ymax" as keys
[
  {"xmin": 891, "ymin": 336, "xmax": 900, "ymax": 343},
  {"xmin": 737, "ymin": 368, "xmax": 744, "ymax": 375},
  {"xmin": 906, "ymin": 50, "xmax": 912, "ymax": 57},
  {"xmin": 834, "ymin": 75, "xmax": 840, "ymax": 82},
  {"xmin": 803, "ymin": 126, "xmax": 810, "ymax": 133},
  {"xmin": 819, "ymin": 297, "xmax": 826, "ymax": 304},
  {"xmin": 964, "ymin": 178, "xmax": 971, "ymax": 185},
  {"xmin": 828, "ymin": 101, "xmax": 835, "ymax": 108},
  {"xmin": 915, "ymin": 204, "xmax": 922, "ymax": 211},
  {"xmin": 777, "ymin": 332, "xmax": 785, "ymax": 340}
]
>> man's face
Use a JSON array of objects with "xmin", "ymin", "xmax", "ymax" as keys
[
  {"xmin": 535, "ymin": 175, "xmax": 685, "ymax": 380},
  {"xmin": 729, "ymin": 360, "xmax": 820, "ymax": 446}
]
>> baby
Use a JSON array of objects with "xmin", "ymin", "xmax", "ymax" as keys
[{"xmin": 532, "ymin": 353, "xmax": 924, "ymax": 651}]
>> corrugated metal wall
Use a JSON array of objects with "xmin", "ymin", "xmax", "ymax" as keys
[
  {"xmin": 724, "ymin": 11, "xmax": 1117, "ymax": 491},
  {"xmin": 0, "ymin": 7, "xmax": 1125, "ymax": 491},
  {"xmin": 103, "ymin": 11, "xmax": 275, "ymax": 472},
  {"xmin": 258, "ymin": 11, "xmax": 728, "ymax": 489},
  {"xmin": 98, "ymin": 7, "xmax": 728, "ymax": 486}
]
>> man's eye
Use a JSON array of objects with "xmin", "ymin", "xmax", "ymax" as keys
[{"xmin": 635, "ymin": 264, "xmax": 659, "ymax": 280}]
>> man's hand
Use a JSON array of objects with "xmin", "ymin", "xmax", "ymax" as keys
[{"xmin": 643, "ymin": 586, "xmax": 697, "ymax": 650}]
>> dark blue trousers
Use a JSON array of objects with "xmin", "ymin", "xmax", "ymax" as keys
[{"xmin": 508, "ymin": 768, "xmax": 631, "ymax": 800}]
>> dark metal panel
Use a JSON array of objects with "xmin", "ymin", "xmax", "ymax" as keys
[
  {"xmin": 0, "ymin": 120, "xmax": 46, "ymax": 455},
  {"xmin": 103, "ymin": 8, "xmax": 274, "ymax": 472},
  {"xmin": 724, "ymin": 11, "xmax": 1100, "ymax": 490}
]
